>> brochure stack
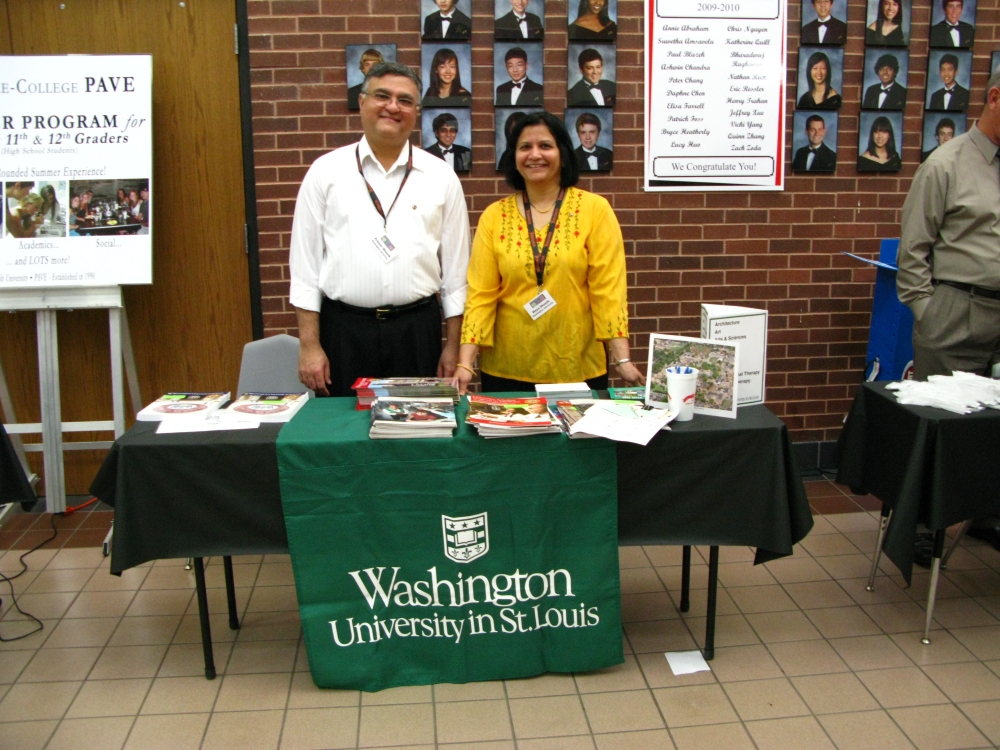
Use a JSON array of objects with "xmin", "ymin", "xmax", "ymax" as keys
[{"xmin": 465, "ymin": 395, "xmax": 562, "ymax": 438}]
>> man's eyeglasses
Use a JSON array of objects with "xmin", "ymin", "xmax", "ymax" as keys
[{"xmin": 362, "ymin": 90, "xmax": 420, "ymax": 111}]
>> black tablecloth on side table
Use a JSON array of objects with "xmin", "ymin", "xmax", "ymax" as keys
[
  {"xmin": 1, "ymin": 424, "xmax": 34, "ymax": 505},
  {"xmin": 90, "ymin": 423, "xmax": 288, "ymax": 574},
  {"xmin": 618, "ymin": 404, "xmax": 813, "ymax": 563},
  {"xmin": 837, "ymin": 382, "xmax": 1000, "ymax": 583}
]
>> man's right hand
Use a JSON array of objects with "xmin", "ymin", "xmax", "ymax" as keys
[{"xmin": 299, "ymin": 340, "xmax": 332, "ymax": 396}]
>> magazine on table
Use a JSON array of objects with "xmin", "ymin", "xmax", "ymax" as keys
[
  {"xmin": 136, "ymin": 392, "xmax": 230, "ymax": 421},
  {"xmin": 220, "ymin": 392, "xmax": 309, "ymax": 423},
  {"xmin": 465, "ymin": 395, "xmax": 562, "ymax": 437},
  {"xmin": 369, "ymin": 397, "xmax": 457, "ymax": 439},
  {"xmin": 352, "ymin": 377, "xmax": 459, "ymax": 410}
]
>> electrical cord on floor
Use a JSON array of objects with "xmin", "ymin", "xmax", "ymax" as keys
[{"xmin": 0, "ymin": 496, "xmax": 98, "ymax": 642}]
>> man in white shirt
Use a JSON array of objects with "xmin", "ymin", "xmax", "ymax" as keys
[
  {"xmin": 566, "ymin": 49, "xmax": 616, "ymax": 108},
  {"xmin": 929, "ymin": 0, "xmax": 975, "ymax": 48},
  {"xmin": 290, "ymin": 62, "xmax": 471, "ymax": 396},
  {"xmin": 422, "ymin": 0, "xmax": 472, "ymax": 40},
  {"xmin": 572, "ymin": 113, "xmax": 613, "ymax": 171},
  {"xmin": 800, "ymin": 0, "xmax": 847, "ymax": 44}
]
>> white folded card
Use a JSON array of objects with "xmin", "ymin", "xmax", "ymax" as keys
[{"xmin": 156, "ymin": 418, "xmax": 259, "ymax": 434}]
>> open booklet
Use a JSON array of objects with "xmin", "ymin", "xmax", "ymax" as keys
[{"xmin": 564, "ymin": 399, "xmax": 677, "ymax": 445}]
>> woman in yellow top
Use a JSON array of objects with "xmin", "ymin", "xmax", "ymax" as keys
[{"xmin": 452, "ymin": 111, "xmax": 644, "ymax": 394}]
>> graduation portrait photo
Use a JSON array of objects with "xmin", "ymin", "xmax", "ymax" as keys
[
  {"xmin": 857, "ymin": 110, "xmax": 903, "ymax": 173},
  {"xmin": 800, "ymin": 0, "xmax": 848, "ymax": 44},
  {"xmin": 494, "ymin": 0, "xmax": 544, "ymax": 40},
  {"xmin": 921, "ymin": 112, "xmax": 966, "ymax": 161},
  {"xmin": 791, "ymin": 111, "xmax": 839, "ymax": 173},
  {"xmin": 925, "ymin": 49, "xmax": 972, "ymax": 111},
  {"xmin": 421, "ymin": 43, "xmax": 473, "ymax": 107},
  {"xmin": 796, "ymin": 47, "xmax": 844, "ymax": 110},
  {"xmin": 494, "ymin": 43, "xmax": 544, "ymax": 107},
  {"xmin": 865, "ymin": 0, "xmax": 911, "ymax": 46},
  {"xmin": 861, "ymin": 49, "xmax": 909, "ymax": 110},
  {"xmin": 495, "ymin": 107, "xmax": 543, "ymax": 169},
  {"xmin": 567, "ymin": 44, "xmax": 616, "ymax": 108},
  {"xmin": 929, "ymin": 0, "xmax": 976, "ymax": 48},
  {"xmin": 568, "ymin": 0, "xmax": 617, "ymax": 41},
  {"xmin": 421, "ymin": 109, "xmax": 473, "ymax": 172},
  {"xmin": 565, "ymin": 108, "xmax": 614, "ymax": 172},
  {"xmin": 345, "ymin": 44, "xmax": 397, "ymax": 111},
  {"xmin": 421, "ymin": 0, "xmax": 472, "ymax": 41}
]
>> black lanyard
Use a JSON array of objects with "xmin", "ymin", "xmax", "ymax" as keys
[
  {"xmin": 523, "ymin": 188, "xmax": 565, "ymax": 287},
  {"xmin": 356, "ymin": 143, "xmax": 413, "ymax": 226}
]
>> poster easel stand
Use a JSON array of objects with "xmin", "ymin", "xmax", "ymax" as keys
[{"xmin": 0, "ymin": 286, "xmax": 142, "ymax": 513}]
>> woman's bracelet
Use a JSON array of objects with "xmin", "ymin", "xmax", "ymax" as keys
[
  {"xmin": 614, "ymin": 358, "xmax": 630, "ymax": 366},
  {"xmin": 455, "ymin": 362, "xmax": 476, "ymax": 375}
]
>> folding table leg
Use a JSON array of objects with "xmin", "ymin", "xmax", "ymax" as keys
[
  {"xmin": 921, "ymin": 530, "xmax": 946, "ymax": 645},
  {"xmin": 703, "ymin": 546, "xmax": 719, "ymax": 661},
  {"xmin": 192, "ymin": 557, "xmax": 217, "ymax": 679},
  {"xmin": 940, "ymin": 520, "xmax": 972, "ymax": 571},
  {"xmin": 680, "ymin": 546, "xmax": 691, "ymax": 613},
  {"xmin": 866, "ymin": 505, "xmax": 892, "ymax": 592},
  {"xmin": 223, "ymin": 556, "xmax": 240, "ymax": 630}
]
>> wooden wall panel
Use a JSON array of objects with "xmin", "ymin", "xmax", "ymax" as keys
[{"xmin": 1, "ymin": 1, "xmax": 252, "ymax": 494}]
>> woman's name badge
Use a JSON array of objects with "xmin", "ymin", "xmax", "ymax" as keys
[
  {"xmin": 524, "ymin": 290, "xmax": 556, "ymax": 320},
  {"xmin": 371, "ymin": 234, "xmax": 397, "ymax": 263}
]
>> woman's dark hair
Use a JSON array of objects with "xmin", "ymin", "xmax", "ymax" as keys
[
  {"xmin": 867, "ymin": 115, "xmax": 898, "ymax": 157},
  {"xmin": 575, "ymin": 0, "xmax": 611, "ymax": 26},
  {"xmin": 39, "ymin": 184, "xmax": 58, "ymax": 222},
  {"xmin": 425, "ymin": 48, "xmax": 465, "ymax": 98},
  {"xmin": 502, "ymin": 111, "xmax": 580, "ymax": 190},
  {"xmin": 805, "ymin": 51, "xmax": 832, "ymax": 90},
  {"xmin": 876, "ymin": 0, "xmax": 904, "ymax": 26}
]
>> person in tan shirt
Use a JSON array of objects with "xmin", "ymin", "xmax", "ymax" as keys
[{"xmin": 897, "ymin": 69, "xmax": 1000, "ymax": 553}]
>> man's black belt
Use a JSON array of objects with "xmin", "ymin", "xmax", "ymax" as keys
[
  {"xmin": 935, "ymin": 280, "xmax": 1000, "ymax": 301},
  {"xmin": 325, "ymin": 295, "xmax": 437, "ymax": 321}
]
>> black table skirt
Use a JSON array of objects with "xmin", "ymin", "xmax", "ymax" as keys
[
  {"xmin": 1, "ymin": 424, "xmax": 35, "ymax": 505},
  {"xmin": 91, "ymin": 404, "xmax": 812, "ymax": 575},
  {"xmin": 837, "ymin": 382, "xmax": 1000, "ymax": 582}
]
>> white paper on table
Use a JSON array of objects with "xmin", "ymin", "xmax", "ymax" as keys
[
  {"xmin": 156, "ymin": 418, "xmax": 260, "ymax": 434},
  {"xmin": 569, "ymin": 401, "xmax": 674, "ymax": 445},
  {"xmin": 665, "ymin": 650, "xmax": 711, "ymax": 676}
]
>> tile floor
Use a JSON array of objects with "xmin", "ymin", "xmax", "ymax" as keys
[{"xmin": 1, "ymin": 481, "xmax": 999, "ymax": 750}]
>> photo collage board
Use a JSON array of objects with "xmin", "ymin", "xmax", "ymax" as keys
[
  {"xmin": 346, "ymin": 0, "xmax": 619, "ymax": 174},
  {"xmin": 793, "ymin": 0, "xmax": 980, "ymax": 175}
]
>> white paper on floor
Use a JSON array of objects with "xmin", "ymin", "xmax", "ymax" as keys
[{"xmin": 665, "ymin": 650, "xmax": 711, "ymax": 675}]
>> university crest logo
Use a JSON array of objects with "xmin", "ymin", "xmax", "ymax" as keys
[{"xmin": 442, "ymin": 512, "xmax": 489, "ymax": 563}]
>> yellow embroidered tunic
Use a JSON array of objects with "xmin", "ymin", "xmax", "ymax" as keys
[{"xmin": 461, "ymin": 187, "xmax": 629, "ymax": 383}]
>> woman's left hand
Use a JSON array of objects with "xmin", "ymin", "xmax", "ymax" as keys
[{"xmin": 616, "ymin": 361, "xmax": 645, "ymax": 386}]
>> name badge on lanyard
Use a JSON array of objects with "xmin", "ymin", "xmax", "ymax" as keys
[
  {"xmin": 357, "ymin": 143, "xmax": 413, "ymax": 264},
  {"xmin": 524, "ymin": 289, "xmax": 557, "ymax": 320},
  {"xmin": 523, "ymin": 188, "xmax": 565, "ymax": 322}
]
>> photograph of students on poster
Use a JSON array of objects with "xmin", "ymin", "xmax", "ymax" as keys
[
  {"xmin": 921, "ymin": 112, "xmax": 966, "ymax": 161},
  {"xmin": 421, "ymin": 109, "xmax": 473, "ymax": 172},
  {"xmin": 568, "ymin": 0, "xmax": 617, "ymax": 40},
  {"xmin": 566, "ymin": 108, "xmax": 614, "ymax": 171},
  {"xmin": 865, "ymin": 0, "xmax": 910, "ymax": 46},
  {"xmin": 791, "ymin": 111, "xmax": 839, "ymax": 173},
  {"xmin": 929, "ymin": 0, "xmax": 976, "ymax": 48},
  {"xmin": 421, "ymin": 0, "xmax": 472, "ymax": 40},
  {"xmin": 861, "ymin": 50, "xmax": 909, "ymax": 110},
  {"xmin": 494, "ymin": 44, "xmax": 544, "ymax": 106},
  {"xmin": 925, "ymin": 50, "xmax": 972, "ymax": 110},
  {"xmin": 800, "ymin": 0, "xmax": 847, "ymax": 44},
  {"xmin": 796, "ymin": 47, "xmax": 844, "ymax": 110},
  {"xmin": 421, "ymin": 44, "xmax": 473, "ymax": 107},
  {"xmin": 495, "ymin": 107, "xmax": 543, "ymax": 169},
  {"xmin": 567, "ymin": 45, "xmax": 616, "ymax": 108},
  {"xmin": 857, "ymin": 111, "xmax": 903, "ymax": 172},
  {"xmin": 494, "ymin": 0, "xmax": 544, "ymax": 40},
  {"xmin": 345, "ymin": 44, "xmax": 397, "ymax": 111}
]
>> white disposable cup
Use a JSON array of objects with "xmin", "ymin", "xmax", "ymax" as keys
[{"xmin": 665, "ymin": 366, "xmax": 698, "ymax": 421}]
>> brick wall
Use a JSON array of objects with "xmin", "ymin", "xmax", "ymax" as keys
[{"xmin": 246, "ymin": 0, "xmax": 1000, "ymax": 442}]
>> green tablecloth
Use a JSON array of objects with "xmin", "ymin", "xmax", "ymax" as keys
[{"xmin": 276, "ymin": 397, "xmax": 623, "ymax": 692}]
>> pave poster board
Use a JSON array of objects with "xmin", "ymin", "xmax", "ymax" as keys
[
  {"xmin": 644, "ymin": 0, "xmax": 787, "ymax": 191},
  {"xmin": 1, "ymin": 55, "xmax": 152, "ymax": 288}
]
